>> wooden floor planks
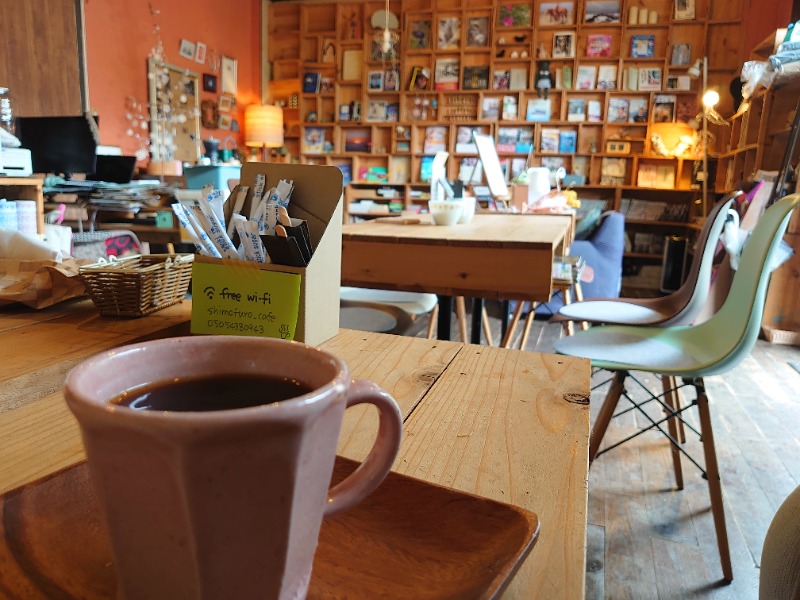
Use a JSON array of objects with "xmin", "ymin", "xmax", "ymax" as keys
[{"xmin": 403, "ymin": 300, "xmax": 800, "ymax": 599}]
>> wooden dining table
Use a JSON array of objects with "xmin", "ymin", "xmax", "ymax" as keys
[
  {"xmin": 0, "ymin": 299, "xmax": 590, "ymax": 599},
  {"xmin": 341, "ymin": 213, "xmax": 574, "ymax": 343}
]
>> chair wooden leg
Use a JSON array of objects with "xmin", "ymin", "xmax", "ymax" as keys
[
  {"xmin": 519, "ymin": 303, "xmax": 538, "ymax": 350},
  {"xmin": 672, "ymin": 376, "xmax": 687, "ymax": 444},
  {"xmin": 455, "ymin": 296, "xmax": 468, "ymax": 342},
  {"xmin": 695, "ymin": 378, "xmax": 733, "ymax": 582},
  {"xmin": 590, "ymin": 371, "xmax": 627, "ymax": 465},
  {"xmin": 481, "ymin": 307, "xmax": 494, "ymax": 347},
  {"xmin": 502, "ymin": 301, "xmax": 526, "ymax": 348},
  {"xmin": 573, "ymin": 281, "xmax": 590, "ymax": 331},
  {"xmin": 661, "ymin": 375, "xmax": 684, "ymax": 490},
  {"xmin": 561, "ymin": 287, "xmax": 575, "ymax": 336},
  {"xmin": 426, "ymin": 304, "xmax": 439, "ymax": 340}
]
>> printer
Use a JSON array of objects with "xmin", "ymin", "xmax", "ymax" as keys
[{"xmin": 0, "ymin": 128, "xmax": 33, "ymax": 177}]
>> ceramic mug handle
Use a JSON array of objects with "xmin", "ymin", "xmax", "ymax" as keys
[{"xmin": 324, "ymin": 380, "xmax": 403, "ymax": 515}]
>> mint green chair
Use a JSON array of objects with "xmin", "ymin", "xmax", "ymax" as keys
[{"xmin": 554, "ymin": 194, "xmax": 800, "ymax": 582}]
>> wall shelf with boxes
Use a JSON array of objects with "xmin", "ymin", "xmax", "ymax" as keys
[{"xmin": 268, "ymin": 0, "xmax": 744, "ymax": 235}]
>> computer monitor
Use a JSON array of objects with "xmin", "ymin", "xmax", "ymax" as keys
[
  {"xmin": 15, "ymin": 114, "xmax": 99, "ymax": 178},
  {"xmin": 88, "ymin": 154, "xmax": 137, "ymax": 184}
]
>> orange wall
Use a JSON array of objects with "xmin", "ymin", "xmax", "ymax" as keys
[
  {"xmin": 84, "ymin": 0, "xmax": 261, "ymax": 162},
  {"xmin": 744, "ymin": 0, "xmax": 793, "ymax": 58}
]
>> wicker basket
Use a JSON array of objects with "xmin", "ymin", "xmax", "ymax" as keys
[{"xmin": 80, "ymin": 254, "xmax": 194, "ymax": 318}]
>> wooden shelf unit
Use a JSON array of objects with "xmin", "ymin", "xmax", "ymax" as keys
[
  {"xmin": 268, "ymin": 0, "xmax": 744, "ymax": 239},
  {"xmin": 0, "ymin": 177, "xmax": 46, "ymax": 234}
]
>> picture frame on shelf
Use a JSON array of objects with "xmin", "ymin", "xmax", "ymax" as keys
[
  {"xmin": 408, "ymin": 19, "xmax": 432, "ymax": 50},
  {"xmin": 552, "ymin": 32, "xmax": 575, "ymax": 58},
  {"xmin": 638, "ymin": 68, "xmax": 662, "ymax": 91},
  {"xmin": 539, "ymin": 2, "xmax": 575, "ymax": 25},
  {"xmin": 671, "ymin": 43, "xmax": 691, "ymax": 66},
  {"xmin": 674, "ymin": 0, "xmax": 696, "ymax": 21},
  {"xmin": 584, "ymin": 0, "xmax": 620, "ymax": 23},
  {"xmin": 178, "ymin": 39, "xmax": 196, "ymax": 60},
  {"xmin": 368, "ymin": 70, "xmax": 384, "ymax": 91},
  {"xmin": 344, "ymin": 128, "xmax": 371, "ymax": 152},
  {"xmin": 438, "ymin": 16, "xmax": 461, "ymax": 49},
  {"xmin": 366, "ymin": 100, "xmax": 388, "ymax": 122},
  {"xmin": 629, "ymin": 98, "xmax": 648, "ymax": 122},
  {"xmin": 466, "ymin": 16, "xmax": 489, "ymax": 47},
  {"xmin": 302, "ymin": 127, "xmax": 326, "ymax": 154},
  {"xmin": 498, "ymin": 3, "xmax": 532, "ymax": 27},
  {"xmin": 631, "ymin": 35, "xmax": 655, "ymax": 58},
  {"xmin": 383, "ymin": 70, "xmax": 400, "ymax": 92}
]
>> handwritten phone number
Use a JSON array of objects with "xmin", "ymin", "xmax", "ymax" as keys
[{"xmin": 206, "ymin": 320, "xmax": 265, "ymax": 334}]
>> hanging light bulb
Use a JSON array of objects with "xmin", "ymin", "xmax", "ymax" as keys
[{"xmin": 382, "ymin": 28, "xmax": 392, "ymax": 53}]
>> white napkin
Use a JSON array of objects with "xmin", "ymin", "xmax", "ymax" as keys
[{"xmin": 0, "ymin": 227, "xmax": 63, "ymax": 262}]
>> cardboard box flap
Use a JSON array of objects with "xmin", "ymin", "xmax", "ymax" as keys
[{"xmin": 235, "ymin": 163, "xmax": 343, "ymax": 248}]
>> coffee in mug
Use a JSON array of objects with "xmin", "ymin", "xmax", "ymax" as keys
[{"xmin": 65, "ymin": 335, "xmax": 403, "ymax": 600}]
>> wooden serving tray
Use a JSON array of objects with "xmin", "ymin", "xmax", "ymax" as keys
[{"xmin": 0, "ymin": 456, "xmax": 539, "ymax": 599}]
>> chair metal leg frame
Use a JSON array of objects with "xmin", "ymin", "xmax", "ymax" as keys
[{"xmin": 590, "ymin": 372, "xmax": 733, "ymax": 581}]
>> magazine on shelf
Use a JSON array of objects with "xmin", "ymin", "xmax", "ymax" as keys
[
  {"xmin": 516, "ymin": 128, "xmax": 534, "ymax": 153},
  {"xmin": 526, "ymin": 98, "xmax": 551, "ymax": 121},
  {"xmin": 567, "ymin": 98, "xmax": 586, "ymax": 122},
  {"xmin": 497, "ymin": 127, "xmax": 518, "ymax": 153},
  {"xmin": 558, "ymin": 130, "xmax": 577, "ymax": 153},
  {"xmin": 540, "ymin": 128, "xmax": 560, "ymax": 152},
  {"xmin": 434, "ymin": 58, "xmax": 460, "ymax": 91},
  {"xmin": 502, "ymin": 96, "xmax": 518, "ymax": 120},
  {"xmin": 608, "ymin": 97, "xmax": 629, "ymax": 122},
  {"xmin": 586, "ymin": 34, "xmax": 612, "ymax": 57},
  {"xmin": 455, "ymin": 126, "xmax": 480, "ymax": 153},
  {"xmin": 576, "ymin": 65, "xmax": 597, "ymax": 90},
  {"xmin": 597, "ymin": 65, "xmax": 617, "ymax": 90},
  {"xmin": 629, "ymin": 98, "xmax": 648, "ymax": 122}
]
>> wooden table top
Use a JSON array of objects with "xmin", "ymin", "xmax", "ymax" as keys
[
  {"xmin": 0, "ymin": 300, "xmax": 590, "ymax": 599},
  {"xmin": 342, "ymin": 213, "xmax": 574, "ymax": 249}
]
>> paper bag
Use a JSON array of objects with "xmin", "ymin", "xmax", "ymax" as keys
[{"xmin": 0, "ymin": 258, "xmax": 88, "ymax": 309}]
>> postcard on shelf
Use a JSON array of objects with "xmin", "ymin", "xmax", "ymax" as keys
[
  {"xmin": 493, "ymin": 70, "xmax": 510, "ymax": 91},
  {"xmin": 638, "ymin": 68, "xmax": 662, "ymax": 91},
  {"xmin": 552, "ymin": 32, "xmax": 576, "ymax": 58},
  {"xmin": 586, "ymin": 34, "xmax": 613, "ymax": 57},
  {"xmin": 342, "ymin": 50, "xmax": 363, "ymax": 81},
  {"xmin": 584, "ymin": 0, "xmax": 621, "ymax": 23},
  {"xmin": 509, "ymin": 68, "xmax": 528, "ymax": 91},
  {"xmin": 652, "ymin": 94, "xmax": 676, "ymax": 122},
  {"xmin": 608, "ymin": 97, "xmax": 629, "ymax": 122},
  {"xmin": 408, "ymin": 66, "xmax": 431, "ymax": 91},
  {"xmin": 497, "ymin": 127, "xmax": 518, "ymax": 153},
  {"xmin": 498, "ymin": 3, "xmax": 532, "ymax": 27},
  {"xmin": 408, "ymin": 19, "xmax": 432, "ymax": 50},
  {"xmin": 463, "ymin": 66, "xmax": 490, "ymax": 90},
  {"xmin": 526, "ymin": 98, "xmax": 551, "ymax": 122},
  {"xmin": 302, "ymin": 128, "xmax": 326, "ymax": 154},
  {"xmin": 366, "ymin": 100, "xmax": 388, "ymax": 122},
  {"xmin": 383, "ymin": 70, "xmax": 399, "ymax": 92},
  {"xmin": 466, "ymin": 16, "xmax": 489, "ymax": 47},
  {"xmin": 628, "ymin": 97, "xmax": 648, "ymax": 122},
  {"xmin": 434, "ymin": 58, "xmax": 460, "ymax": 91},
  {"xmin": 458, "ymin": 157, "xmax": 483, "ymax": 184},
  {"xmin": 516, "ymin": 128, "xmax": 534, "ymax": 153},
  {"xmin": 540, "ymin": 1, "xmax": 575, "ymax": 25},
  {"xmin": 481, "ymin": 96, "xmax": 500, "ymax": 120},
  {"xmin": 344, "ymin": 129, "xmax": 371, "ymax": 152},
  {"xmin": 576, "ymin": 65, "xmax": 597, "ymax": 90},
  {"xmin": 596, "ymin": 65, "xmax": 617, "ymax": 90},
  {"xmin": 338, "ymin": 104, "xmax": 351, "ymax": 122},
  {"xmin": 674, "ymin": 0, "xmax": 695, "ymax": 20},
  {"xmin": 368, "ymin": 70, "xmax": 384, "ymax": 91},
  {"xmin": 558, "ymin": 130, "xmax": 577, "ymax": 153},
  {"xmin": 600, "ymin": 157, "xmax": 627, "ymax": 185},
  {"xmin": 540, "ymin": 128, "xmax": 561, "ymax": 152},
  {"xmin": 502, "ymin": 96, "xmax": 518, "ymax": 120},
  {"xmin": 631, "ymin": 35, "xmax": 655, "ymax": 58},
  {"xmin": 386, "ymin": 102, "xmax": 399, "ymax": 122},
  {"xmin": 626, "ymin": 67, "xmax": 639, "ymax": 90},
  {"xmin": 671, "ymin": 43, "xmax": 691, "ymax": 66},
  {"xmin": 567, "ymin": 98, "xmax": 586, "ymax": 122},
  {"xmin": 302, "ymin": 72, "xmax": 320, "ymax": 94},
  {"xmin": 676, "ymin": 98, "xmax": 695, "ymax": 123},
  {"xmin": 455, "ymin": 126, "xmax": 480, "ymax": 153},
  {"xmin": 438, "ymin": 16, "xmax": 460, "ymax": 49},
  {"xmin": 423, "ymin": 126, "xmax": 447, "ymax": 154},
  {"xmin": 588, "ymin": 100, "xmax": 602, "ymax": 122}
]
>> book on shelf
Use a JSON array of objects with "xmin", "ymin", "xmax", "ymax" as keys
[
  {"xmin": 493, "ymin": 70, "xmax": 510, "ymax": 90},
  {"xmin": 631, "ymin": 35, "xmax": 655, "ymax": 58},
  {"xmin": 576, "ymin": 65, "xmax": 597, "ymax": 90},
  {"xmin": 481, "ymin": 97, "xmax": 500, "ymax": 120},
  {"xmin": 302, "ymin": 127, "xmax": 326, "ymax": 154},
  {"xmin": 516, "ymin": 128, "xmax": 534, "ymax": 153},
  {"xmin": 455, "ymin": 126, "xmax": 480, "ymax": 153},
  {"xmin": 338, "ymin": 104, "xmax": 351, "ymax": 122},
  {"xmin": 626, "ymin": 67, "xmax": 639, "ymax": 90},
  {"xmin": 302, "ymin": 72, "xmax": 320, "ymax": 93},
  {"xmin": 560, "ymin": 65, "xmax": 573, "ymax": 90},
  {"xmin": 502, "ymin": 95, "xmax": 518, "ymax": 120},
  {"xmin": 383, "ymin": 70, "xmax": 400, "ymax": 92},
  {"xmin": 434, "ymin": 58, "xmax": 460, "ymax": 91},
  {"xmin": 608, "ymin": 98, "xmax": 629, "ymax": 122},
  {"xmin": 420, "ymin": 156, "xmax": 434, "ymax": 183},
  {"xmin": 600, "ymin": 157, "xmax": 627, "ymax": 185},
  {"xmin": 388, "ymin": 157, "xmax": 410, "ymax": 184},
  {"xmin": 567, "ymin": 98, "xmax": 586, "ymax": 122},
  {"xmin": 586, "ymin": 34, "xmax": 613, "ymax": 57},
  {"xmin": 671, "ymin": 43, "xmax": 691, "ymax": 66},
  {"xmin": 629, "ymin": 98, "xmax": 648, "ymax": 122},
  {"xmin": 652, "ymin": 94, "xmax": 677, "ymax": 123},
  {"xmin": 509, "ymin": 68, "xmax": 528, "ymax": 91},
  {"xmin": 526, "ymin": 98, "xmax": 551, "ymax": 122},
  {"xmin": 510, "ymin": 158, "xmax": 527, "ymax": 180},
  {"xmin": 638, "ymin": 68, "xmax": 662, "ymax": 91},
  {"xmin": 497, "ymin": 127, "xmax": 518, "ymax": 153},
  {"xmin": 462, "ymin": 66, "xmax": 490, "ymax": 90},
  {"xmin": 597, "ymin": 65, "xmax": 617, "ymax": 90},
  {"xmin": 386, "ymin": 102, "xmax": 399, "ymax": 122},
  {"xmin": 458, "ymin": 157, "xmax": 483, "ymax": 184},
  {"xmin": 423, "ymin": 126, "xmax": 447, "ymax": 153},
  {"xmin": 637, "ymin": 163, "xmax": 676, "ymax": 188},
  {"xmin": 319, "ymin": 77, "xmax": 334, "ymax": 94},
  {"xmin": 540, "ymin": 128, "xmax": 560, "ymax": 152},
  {"xmin": 558, "ymin": 130, "xmax": 577, "ymax": 153},
  {"xmin": 676, "ymin": 98, "xmax": 695, "ymax": 123},
  {"xmin": 587, "ymin": 100, "xmax": 602, "ymax": 122},
  {"xmin": 572, "ymin": 156, "xmax": 588, "ymax": 178}
]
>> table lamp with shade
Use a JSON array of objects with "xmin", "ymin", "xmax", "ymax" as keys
[{"xmin": 244, "ymin": 104, "xmax": 284, "ymax": 162}]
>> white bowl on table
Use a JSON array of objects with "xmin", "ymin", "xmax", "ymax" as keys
[
  {"xmin": 458, "ymin": 196, "xmax": 477, "ymax": 224},
  {"xmin": 428, "ymin": 200, "xmax": 463, "ymax": 226}
]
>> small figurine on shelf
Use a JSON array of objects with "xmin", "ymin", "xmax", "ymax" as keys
[
  {"xmin": 650, "ymin": 133, "xmax": 669, "ymax": 156},
  {"xmin": 535, "ymin": 60, "xmax": 554, "ymax": 99}
]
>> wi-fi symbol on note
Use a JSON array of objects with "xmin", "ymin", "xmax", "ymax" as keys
[{"xmin": 203, "ymin": 286, "xmax": 216, "ymax": 300}]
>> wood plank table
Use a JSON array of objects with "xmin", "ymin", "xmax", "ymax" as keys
[
  {"xmin": 0, "ymin": 300, "xmax": 590, "ymax": 599},
  {"xmin": 341, "ymin": 213, "xmax": 574, "ymax": 343}
]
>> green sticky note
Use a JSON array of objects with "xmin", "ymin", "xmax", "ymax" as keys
[{"xmin": 191, "ymin": 262, "xmax": 301, "ymax": 340}]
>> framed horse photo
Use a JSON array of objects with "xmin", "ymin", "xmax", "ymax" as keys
[{"xmin": 539, "ymin": 2, "xmax": 575, "ymax": 25}]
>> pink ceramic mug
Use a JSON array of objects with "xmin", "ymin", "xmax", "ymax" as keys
[{"xmin": 65, "ymin": 335, "xmax": 403, "ymax": 600}]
